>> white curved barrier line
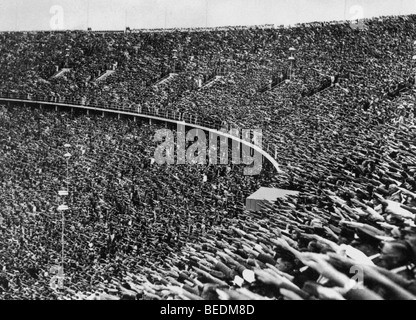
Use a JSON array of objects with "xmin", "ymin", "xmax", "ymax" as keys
[{"xmin": 0, "ymin": 97, "xmax": 284, "ymax": 174}]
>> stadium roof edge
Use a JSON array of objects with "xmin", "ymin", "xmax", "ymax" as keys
[{"xmin": 0, "ymin": 14, "xmax": 415, "ymax": 34}]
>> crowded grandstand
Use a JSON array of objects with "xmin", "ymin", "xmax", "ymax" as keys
[{"xmin": 0, "ymin": 13, "xmax": 416, "ymax": 300}]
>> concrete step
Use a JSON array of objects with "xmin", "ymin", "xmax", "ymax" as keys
[
  {"xmin": 153, "ymin": 73, "xmax": 178, "ymax": 87},
  {"xmin": 201, "ymin": 76, "xmax": 223, "ymax": 89},
  {"xmin": 50, "ymin": 68, "xmax": 71, "ymax": 80},
  {"xmin": 95, "ymin": 70, "xmax": 116, "ymax": 82}
]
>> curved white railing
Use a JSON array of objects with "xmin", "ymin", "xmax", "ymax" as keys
[{"xmin": 0, "ymin": 95, "xmax": 283, "ymax": 174}]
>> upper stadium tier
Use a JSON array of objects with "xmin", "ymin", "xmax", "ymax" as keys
[{"xmin": 1, "ymin": 15, "xmax": 415, "ymax": 191}]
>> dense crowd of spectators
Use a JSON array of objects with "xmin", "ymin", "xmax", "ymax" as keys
[
  {"xmin": 0, "ymin": 105, "xmax": 277, "ymax": 299},
  {"xmin": 0, "ymin": 15, "xmax": 416, "ymax": 300}
]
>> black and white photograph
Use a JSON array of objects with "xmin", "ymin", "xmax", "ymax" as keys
[{"xmin": 0, "ymin": 0, "xmax": 416, "ymax": 307}]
